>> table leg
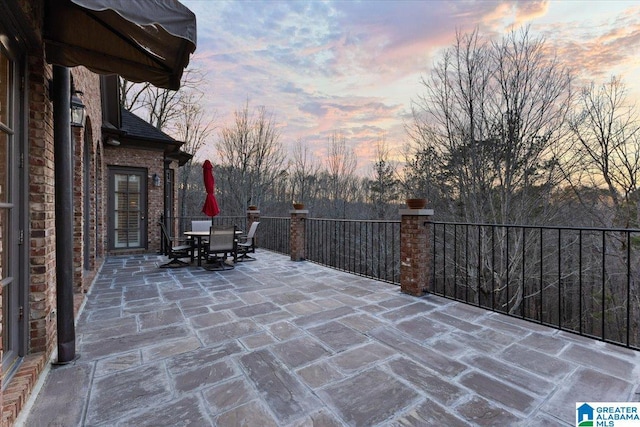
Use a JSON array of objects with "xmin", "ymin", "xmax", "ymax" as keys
[{"xmin": 197, "ymin": 236, "xmax": 203, "ymax": 267}]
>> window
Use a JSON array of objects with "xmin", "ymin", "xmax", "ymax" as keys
[{"xmin": 0, "ymin": 40, "xmax": 22, "ymax": 383}]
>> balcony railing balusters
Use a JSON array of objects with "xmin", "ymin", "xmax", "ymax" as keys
[
  {"xmin": 519, "ymin": 228, "xmax": 525, "ymax": 315},
  {"xmin": 627, "ymin": 231, "xmax": 631, "ymax": 346},
  {"xmin": 602, "ymin": 231, "xmax": 606, "ymax": 341},
  {"xmin": 297, "ymin": 217, "xmax": 401, "ymax": 285},
  {"xmin": 558, "ymin": 228, "xmax": 562, "ymax": 329},
  {"xmin": 260, "ymin": 216, "xmax": 290, "ymax": 255},
  {"xmin": 429, "ymin": 221, "xmax": 639, "ymax": 350}
]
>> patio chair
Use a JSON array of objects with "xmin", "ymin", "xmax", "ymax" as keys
[
  {"xmin": 237, "ymin": 221, "xmax": 260, "ymax": 262},
  {"xmin": 204, "ymin": 225, "xmax": 237, "ymax": 270},
  {"xmin": 189, "ymin": 220, "xmax": 212, "ymax": 262},
  {"xmin": 158, "ymin": 221, "xmax": 192, "ymax": 268},
  {"xmin": 191, "ymin": 220, "xmax": 211, "ymax": 232}
]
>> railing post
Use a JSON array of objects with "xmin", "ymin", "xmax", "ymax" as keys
[
  {"xmin": 290, "ymin": 208, "xmax": 308, "ymax": 261},
  {"xmin": 400, "ymin": 207, "xmax": 434, "ymax": 296}
]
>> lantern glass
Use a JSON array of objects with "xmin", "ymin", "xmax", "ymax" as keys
[{"xmin": 70, "ymin": 94, "xmax": 86, "ymax": 127}]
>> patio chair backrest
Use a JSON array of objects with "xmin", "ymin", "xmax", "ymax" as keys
[
  {"xmin": 208, "ymin": 225, "xmax": 237, "ymax": 253},
  {"xmin": 246, "ymin": 221, "xmax": 260, "ymax": 238},
  {"xmin": 191, "ymin": 220, "xmax": 211, "ymax": 232},
  {"xmin": 236, "ymin": 221, "xmax": 259, "ymax": 261},
  {"xmin": 243, "ymin": 221, "xmax": 260, "ymax": 246}
]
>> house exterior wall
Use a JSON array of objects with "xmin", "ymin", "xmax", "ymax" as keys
[
  {"xmin": 27, "ymin": 68, "xmax": 104, "ymax": 352},
  {"xmin": 102, "ymin": 147, "xmax": 178, "ymax": 254},
  {"xmin": 2, "ymin": 5, "xmax": 107, "ymax": 424},
  {"xmin": 71, "ymin": 68, "xmax": 102, "ymax": 292},
  {"xmin": 26, "ymin": 32, "xmax": 55, "ymax": 359},
  {"xmin": 1, "ymin": 2, "xmax": 186, "ymax": 424},
  {"xmin": 1, "ymin": 1, "xmax": 55, "ymax": 424}
]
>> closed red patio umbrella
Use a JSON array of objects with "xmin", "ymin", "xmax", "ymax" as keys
[{"xmin": 202, "ymin": 160, "xmax": 220, "ymax": 220}]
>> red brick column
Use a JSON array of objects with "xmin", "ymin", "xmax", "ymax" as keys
[
  {"xmin": 400, "ymin": 207, "xmax": 434, "ymax": 296},
  {"xmin": 290, "ymin": 209, "xmax": 307, "ymax": 261}
]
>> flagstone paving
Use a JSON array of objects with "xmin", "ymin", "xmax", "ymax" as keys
[{"xmin": 21, "ymin": 250, "xmax": 640, "ymax": 426}]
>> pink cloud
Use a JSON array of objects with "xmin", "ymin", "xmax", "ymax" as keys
[
  {"xmin": 548, "ymin": 23, "xmax": 640, "ymax": 82},
  {"xmin": 476, "ymin": 0, "xmax": 550, "ymax": 31},
  {"xmin": 514, "ymin": 1, "xmax": 550, "ymax": 24}
]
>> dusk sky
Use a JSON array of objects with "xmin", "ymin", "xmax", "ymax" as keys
[{"xmin": 181, "ymin": 0, "xmax": 640, "ymax": 175}]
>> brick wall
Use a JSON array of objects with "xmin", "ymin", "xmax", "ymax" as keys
[
  {"xmin": 70, "ymin": 68, "xmax": 101, "ymax": 291},
  {"xmin": 399, "ymin": 210, "xmax": 433, "ymax": 296},
  {"xmin": 103, "ymin": 147, "xmax": 176, "ymax": 254},
  {"xmin": 290, "ymin": 210, "xmax": 307, "ymax": 261},
  {"xmin": 1, "ymin": 1, "xmax": 55, "ymax": 425},
  {"xmin": 27, "ymin": 49, "xmax": 55, "ymax": 358}
]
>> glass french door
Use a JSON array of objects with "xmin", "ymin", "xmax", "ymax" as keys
[
  {"xmin": 0, "ymin": 36, "xmax": 23, "ymax": 382},
  {"xmin": 108, "ymin": 168, "xmax": 147, "ymax": 249}
]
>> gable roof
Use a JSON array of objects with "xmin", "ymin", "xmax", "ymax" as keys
[
  {"xmin": 120, "ymin": 108, "xmax": 175, "ymax": 143},
  {"xmin": 102, "ymin": 107, "xmax": 192, "ymax": 166}
]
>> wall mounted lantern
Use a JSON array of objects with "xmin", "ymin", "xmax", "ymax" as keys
[
  {"xmin": 153, "ymin": 173, "xmax": 161, "ymax": 187},
  {"xmin": 70, "ymin": 91, "xmax": 86, "ymax": 127}
]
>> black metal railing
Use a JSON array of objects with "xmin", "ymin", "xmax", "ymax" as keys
[
  {"xmin": 306, "ymin": 218, "xmax": 401, "ymax": 284},
  {"xmin": 160, "ymin": 214, "xmax": 639, "ymax": 348},
  {"xmin": 259, "ymin": 216, "xmax": 290, "ymax": 255},
  {"xmin": 429, "ymin": 222, "xmax": 640, "ymax": 349}
]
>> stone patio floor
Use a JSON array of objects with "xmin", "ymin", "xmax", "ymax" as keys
[{"xmin": 20, "ymin": 250, "xmax": 640, "ymax": 426}]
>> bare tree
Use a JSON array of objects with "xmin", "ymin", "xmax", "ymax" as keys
[
  {"xmin": 411, "ymin": 28, "xmax": 493, "ymax": 223},
  {"xmin": 119, "ymin": 68, "xmax": 206, "ymax": 130},
  {"xmin": 568, "ymin": 76, "xmax": 640, "ymax": 228},
  {"xmin": 409, "ymin": 26, "xmax": 574, "ymax": 315},
  {"xmin": 119, "ymin": 79, "xmax": 149, "ymax": 116},
  {"xmin": 290, "ymin": 138, "xmax": 321, "ymax": 205},
  {"xmin": 216, "ymin": 101, "xmax": 286, "ymax": 214},
  {"xmin": 173, "ymin": 92, "xmax": 217, "ymax": 218},
  {"xmin": 410, "ymin": 27, "xmax": 572, "ymax": 225},
  {"xmin": 564, "ymin": 77, "xmax": 640, "ymax": 340},
  {"xmin": 324, "ymin": 132, "xmax": 358, "ymax": 218}
]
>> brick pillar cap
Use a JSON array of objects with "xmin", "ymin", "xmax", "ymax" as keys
[
  {"xmin": 290, "ymin": 209, "xmax": 309, "ymax": 213},
  {"xmin": 247, "ymin": 210, "xmax": 261, "ymax": 214},
  {"xmin": 399, "ymin": 209, "xmax": 434, "ymax": 216}
]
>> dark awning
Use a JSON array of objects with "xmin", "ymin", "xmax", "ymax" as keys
[{"xmin": 44, "ymin": 0, "xmax": 196, "ymax": 90}]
